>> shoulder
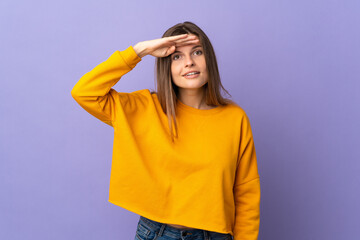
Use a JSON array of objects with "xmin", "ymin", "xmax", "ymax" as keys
[
  {"xmin": 115, "ymin": 89, "xmax": 154, "ymax": 107},
  {"xmin": 132, "ymin": 89, "xmax": 158, "ymax": 99},
  {"xmin": 120, "ymin": 88, "xmax": 153, "ymax": 99},
  {"xmin": 223, "ymin": 99, "xmax": 249, "ymax": 119}
]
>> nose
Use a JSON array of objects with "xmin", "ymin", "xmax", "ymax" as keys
[{"xmin": 184, "ymin": 55, "xmax": 195, "ymax": 67}]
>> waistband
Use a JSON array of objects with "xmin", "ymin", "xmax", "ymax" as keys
[{"xmin": 138, "ymin": 215, "xmax": 231, "ymax": 239}]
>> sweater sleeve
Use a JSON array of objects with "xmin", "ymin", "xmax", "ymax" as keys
[
  {"xmin": 233, "ymin": 112, "xmax": 261, "ymax": 240},
  {"xmin": 71, "ymin": 46, "xmax": 142, "ymax": 127}
]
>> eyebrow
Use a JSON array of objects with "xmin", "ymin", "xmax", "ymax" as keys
[{"xmin": 172, "ymin": 45, "xmax": 202, "ymax": 54}]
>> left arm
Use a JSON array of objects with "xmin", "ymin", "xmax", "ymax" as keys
[{"xmin": 233, "ymin": 113, "xmax": 261, "ymax": 240}]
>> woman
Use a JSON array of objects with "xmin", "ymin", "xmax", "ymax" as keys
[{"xmin": 71, "ymin": 21, "xmax": 260, "ymax": 240}]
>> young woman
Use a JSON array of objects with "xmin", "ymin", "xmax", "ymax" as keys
[{"xmin": 71, "ymin": 21, "xmax": 260, "ymax": 240}]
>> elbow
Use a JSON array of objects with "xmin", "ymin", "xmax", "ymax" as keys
[
  {"xmin": 71, "ymin": 89, "xmax": 78, "ymax": 99},
  {"xmin": 71, "ymin": 87, "xmax": 82, "ymax": 100}
]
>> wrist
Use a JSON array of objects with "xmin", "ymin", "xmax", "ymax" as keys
[{"xmin": 133, "ymin": 42, "xmax": 148, "ymax": 58}]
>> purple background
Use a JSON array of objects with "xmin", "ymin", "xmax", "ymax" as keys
[{"xmin": 1, "ymin": 0, "xmax": 359, "ymax": 239}]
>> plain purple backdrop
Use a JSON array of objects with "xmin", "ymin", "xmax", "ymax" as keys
[{"xmin": 1, "ymin": 0, "xmax": 359, "ymax": 239}]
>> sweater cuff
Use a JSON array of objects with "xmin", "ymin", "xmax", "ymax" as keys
[{"xmin": 118, "ymin": 46, "xmax": 142, "ymax": 69}]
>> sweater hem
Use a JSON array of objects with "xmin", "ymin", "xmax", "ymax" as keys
[{"xmin": 108, "ymin": 199, "xmax": 234, "ymax": 236}]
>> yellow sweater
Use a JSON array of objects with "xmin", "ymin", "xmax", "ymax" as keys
[{"xmin": 71, "ymin": 46, "xmax": 261, "ymax": 240}]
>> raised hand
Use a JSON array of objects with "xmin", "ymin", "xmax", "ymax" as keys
[{"xmin": 133, "ymin": 34, "xmax": 200, "ymax": 58}]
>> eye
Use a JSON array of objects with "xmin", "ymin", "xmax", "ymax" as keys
[
  {"xmin": 194, "ymin": 50, "xmax": 203, "ymax": 55},
  {"xmin": 171, "ymin": 50, "xmax": 202, "ymax": 61}
]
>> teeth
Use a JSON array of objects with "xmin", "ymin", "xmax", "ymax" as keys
[{"xmin": 185, "ymin": 72, "xmax": 199, "ymax": 76}]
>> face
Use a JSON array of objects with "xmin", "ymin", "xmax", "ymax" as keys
[{"xmin": 170, "ymin": 35, "xmax": 208, "ymax": 91}]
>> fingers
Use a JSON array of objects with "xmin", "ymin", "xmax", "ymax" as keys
[
  {"xmin": 165, "ymin": 34, "xmax": 189, "ymax": 40},
  {"xmin": 175, "ymin": 38, "xmax": 200, "ymax": 47},
  {"xmin": 167, "ymin": 34, "xmax": 199, "ymax": 47},
  {"xmin": 164, "ymin": 34, "xmax": 198, "ymax": 44},
  {"xmin": 174, "ymin": 35, "xmax": 197, "ymax": 42}
]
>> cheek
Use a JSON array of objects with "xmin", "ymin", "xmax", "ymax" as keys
[
  {"xmin": 171, "ymin": 63, "xmax": 180, "ymax": 76},
  {"xmin": 202, "ymin": 63, "xmax": 209, "ymax": 79},
  {"xmin": 170, "ymin": 64, "xmax": 174, "ymax": 77},
  {"xmin": 201, "ymin": 58, "xmax": 207, "ymax": 69}
]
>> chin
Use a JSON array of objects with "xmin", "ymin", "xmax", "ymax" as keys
[{"xmin": 174, "ymin": 80, "xmax": 207, "ymax": 89}]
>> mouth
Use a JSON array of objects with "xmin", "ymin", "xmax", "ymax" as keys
[
  {"xmin": 182, "ymin": 71, "xmax": 200, "ymax": 77},
  {"xmin": 183, "ymin": 72, "xmax": 200, "ymax": 79}
]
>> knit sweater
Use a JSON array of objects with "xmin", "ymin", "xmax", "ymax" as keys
[{"xmin": 71, "ymin": 46, "xmax": 261, "ymax": 240}]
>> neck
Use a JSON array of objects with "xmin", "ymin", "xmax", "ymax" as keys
[{"xmin": 177, "ymin": 87, "xmax": 207, "ymax": 110}]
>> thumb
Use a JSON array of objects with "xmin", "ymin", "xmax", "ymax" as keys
[{"xmin": 167, "ymin": 45, "xmax": 176, "ymax": 55}]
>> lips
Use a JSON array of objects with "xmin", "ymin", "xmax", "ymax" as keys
[
  {"xmin": 183, "ymin": 71, "xmax": 200, "ymax": 76},
  {"xmin": 183, "ymin": 72, "xmax": 200, "ymax": 79}
]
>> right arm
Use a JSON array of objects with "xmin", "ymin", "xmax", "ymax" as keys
[
  {"xmin": 71, "ymin": 34, "xmax": 199, "ymax": 126},
  {"xmin": 71, "ymin": 46, "xmax": 141, "ymax": 126}
]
